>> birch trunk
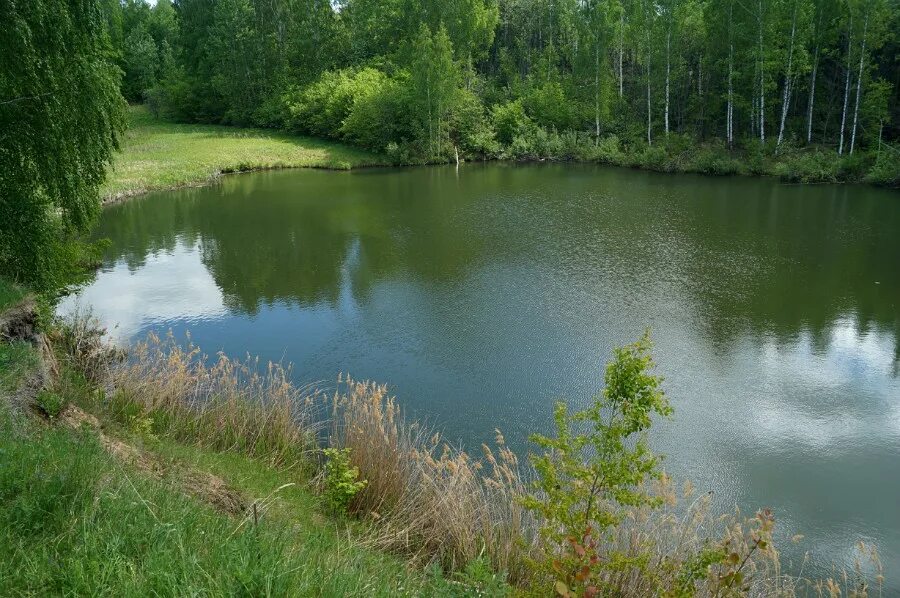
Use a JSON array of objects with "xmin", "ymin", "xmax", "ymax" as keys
[
  {"xmin": 758, "ymin": 0, "xmax": 765, "ymax": 142},
  {"xmin": 849, "ymin": 10, "xmax": 868, "ymax": 154},
  {"xmin": 806, "ymin": 7, "xmax": 823, "ymax": 143},
  {"xmin": 619, "ymin": 10, "xmax": 625, "ymax": 98},
  {"xmin": 727, "ymin": 44, "xmax": 734, "ymax": 145},
  {"xmin": 777, "ymin": 2, "xmax": 797, "ymax": 148},
  {"xmin": 646, "ymin": 57, "xmax": 652, "ymax": 144},
  {"xmin": 595, "ymin": 43, "xmax": 601, "ymax": 138},
  {"xmin": 727, "ymin": 0, "xmax": 734, "ymax": 146},
  {"xmin": 838, "ymin": 11, "xmax": 853, "ymax": 155},
  {"xmin": 665, "ymin": 20, "xmax": 671, "ymax": 136},
  {"xmin": 806, "ymin": 44, "xmax": 819, "ymax": 143},
  {"xmin": 645, "ymin": 6, "xmax": 652, "ymax": 145}
]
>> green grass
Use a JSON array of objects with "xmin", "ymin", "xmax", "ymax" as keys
[
  {"xmin": 102, "ymin": 106, "xmax": 387, "ymax": 202},
  {"xmin": 0, "ymin": 349, "xmax": 508, "ymax": 597},
  {"xmin": 0, "ymin": 400, "xmax": 501, "ymax": 596},
  {"xmin": 0, "ymin": 342, "xmax": 39, "ymax": 393},
  {"xmin": 0, "ymin": 279, "xmax": 26, "ymax": 313}
]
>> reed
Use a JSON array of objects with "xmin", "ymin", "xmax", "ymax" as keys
[
  {"xmin": 108, "ymin": 330, "xmax": 315, "ymax": 468},
  {"xmin": 327, "ymin": 376, "xmax": 535, "ymax": 582}
]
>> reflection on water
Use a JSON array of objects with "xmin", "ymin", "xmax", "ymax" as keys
[{"xmin": 61, "ymin": 164, "xmax": 900, "ymax": 586}]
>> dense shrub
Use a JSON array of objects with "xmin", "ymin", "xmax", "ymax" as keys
[
  {"xmin": 285, "ymin": 68, "xmax": 390, "ymax": 139},
  {"xmin": 341, "ymin": 75, "xmax": 416, "ymax": 155},
  {"xmin": 865, "ymin": 149, "xmax": 900, "ymax": 187},
  {"xmin": 774, "ymin": 149, "xmax": 838, "ymax": 183},
  {"xmin": 837, "ymin": 151, "xmax": 875, "ymax": 182},
  {"xmin": 689, "ymin": 143, "xmax": 744, "ymax": 176},
  {"xmin": 492, "ymin": 99, "xmax": 533, "ymax": 146},
  {"xmin": 522, "ymin": 81, "xmax": 577, "ymax": 132},
  {"xmin": 631, "ymin": 144, "xmax": 671, "ymax": 171},
  {"xmin": 594, "ymin": 134, "xmax": 625, "ymax": 164},
  {"xmin": 450, "ymin": 88, "xmax": 500, "ymax": 158}
]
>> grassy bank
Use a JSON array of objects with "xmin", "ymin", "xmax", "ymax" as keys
[
  {"xmin": 0, "ymin": 314, "xmax": 499, "ymax": 596},
  {"xmin": 101, "ymin": 106, "xmax": 387, "ymax": 202},
  {"xmin": 0, "ymin": 287, "xmax": 888, "ymax": 596}
]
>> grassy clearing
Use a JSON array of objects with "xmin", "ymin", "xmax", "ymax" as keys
[{"xmin": 101, "ymin": 106, "xmax": 386, "ymax": 202}]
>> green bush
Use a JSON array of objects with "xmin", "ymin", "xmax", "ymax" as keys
[
  {"xmin": 837, "ymin": 151, "xmax": 875, "ymax": 182},
  {"xmin": 865, "ymin": 149, "xmax": 900, "ymax": 187},
  {"xmin": 285, "ymin": 68, "xmax": 390, "ymax": 140},
  {"xmin": 492, "ymin": 100, "xmax": 533, "ymax": 146},
  {"xmin": 322, "ymin": 447, "xmax": 367, "ymax": 514},
  {"xmin": 632, "ymin": 145, "xmax": 671, "ymax": 171},
  {"xmin": 689, "ymin": 144, "xmax": 743, "ymax": 176},
  {"xmin": 594, "ymin": 134, "xmax": 625, "ymax": 164},
  {"xmin": 522, "ymin": 81, "xmax": 577, "ymax": 131},
  {"xmin": 341, "ymin": 74, "xmax": 415, "ymax": 154},
  {"xmin": 774, "ymin": 149, "xmax": 838, "ymax": 183},
  {"xmin": 450, "ymin": 88, "xmax": 500, "ymax": 158}
]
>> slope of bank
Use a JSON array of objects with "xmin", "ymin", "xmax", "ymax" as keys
[
  {"xmin": 101, "ymin": 106, "xmax": 387, "ymax": 203},
  {"xmin": 0, "ymin": 290, "xmax": 499, "ymax": 597}
]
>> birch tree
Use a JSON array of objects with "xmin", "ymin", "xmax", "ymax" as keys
[
  {"xmin": 838, "ymin": 3, "xmax": 853, "ymax": 155},
  {"xmin": 776, "ymin": 0, "xmax": 799, "ymax": 148}
]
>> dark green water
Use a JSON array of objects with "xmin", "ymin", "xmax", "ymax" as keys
[{"xmin": 63, "ymin": 164, "xmax": 899, "ymax": 583}]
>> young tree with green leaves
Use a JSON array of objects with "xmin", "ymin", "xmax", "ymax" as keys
[
  {"xmin": 522, "ymin": 332, "xmax": 672, "ymax": 595},
  {"xmin": 410, "ymin": 25, "xmax": 459, "ymax": 159}
]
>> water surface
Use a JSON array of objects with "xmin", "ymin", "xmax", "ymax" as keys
[{"xmin": 63, "ymin": 164, "xmax": 900, "ymax": 584}]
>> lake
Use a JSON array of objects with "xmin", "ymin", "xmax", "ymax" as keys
[{"xmin": 62, "ymin": 163, "xmax": 900, "ymax": 585}]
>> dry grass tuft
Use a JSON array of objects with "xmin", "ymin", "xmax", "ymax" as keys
[
  {"xmin": 328, "ymin": 375, "xmax": 535, "ymax": 582},
  {"xmin": 108, "ymin": 330, "xmax": 316, "ymax": 468}
]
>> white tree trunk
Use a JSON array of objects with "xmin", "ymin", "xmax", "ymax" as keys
[
  {"xmin": 849, "ymin": 10, "xmax": 868, "ymax": 154},
  {"xmin": 727, "ymin": 44, "xmax": 734, "ymax": 145},
  {"xmin": 806, "ymin": 44, "xmax": 819, "ymax": 143},
  {"xmin": 595, "ymin": 43, "xmax": 601, "ymax": 138},
  {"xmin": 777, "ymin": 2, "xmax": 797, "ymax": 148},
  {"xmin": 645, "ymin": 11, "xmax": 652, "ymax": 145},
  {"xmin": 665, "ymin": 22, "xmax": 671, "ymax": 136},
  {"xmin": 619, "ymin": 10, "xmax": 625, "ymax": 98},
  {"xmin": 838, "ymin": 11, "xmax": 853, "ymax": 155},
  {"xmin": 727, "ymin": 0, "xmax": 734, "ymax": 146},
  {"xmin": 758, "ymin": 0, "xmax": 765, "ymax": 143},
  {"xmin": 646, "ymin": 58, "xmax": 652, "ymax": 144}
]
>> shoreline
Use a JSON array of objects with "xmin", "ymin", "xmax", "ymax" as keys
[{"xmin": 100, "ymin": 106, "xmax": 896, "ymax": 207}]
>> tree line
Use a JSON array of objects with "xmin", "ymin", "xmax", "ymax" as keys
[
  {"xmin": 1, "ymin": 0, "xmax": 897, "ymax": 288},
  {"xmin": 115, "ymin": 0, "xmax": 898, "ymax": 169}
]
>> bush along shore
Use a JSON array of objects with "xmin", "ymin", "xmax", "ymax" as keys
[
  {"xmin": 107, "ymin": 106, "xmax": 899, "ymax": 206},
  {"xmin": 0, "ymin": 291, "xmax": 887, "ymax": 596}
]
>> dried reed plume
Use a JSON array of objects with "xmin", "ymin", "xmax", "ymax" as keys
[
  {"xmin": 328, "ymin": 375, "xmax": 536, "ymax": 583},
  {"xmin": 109, "ymin": 330, "xmax": 316, "ymax": 468}
]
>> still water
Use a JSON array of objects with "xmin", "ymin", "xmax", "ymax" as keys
[{"xmin": 63, "ymin": 164, "xmax": 899, "ymax": 584}]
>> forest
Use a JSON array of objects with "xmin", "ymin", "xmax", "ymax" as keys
[{"xmin": 111, "ymin": 0, "xmax": 898, "ymax": 181}]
